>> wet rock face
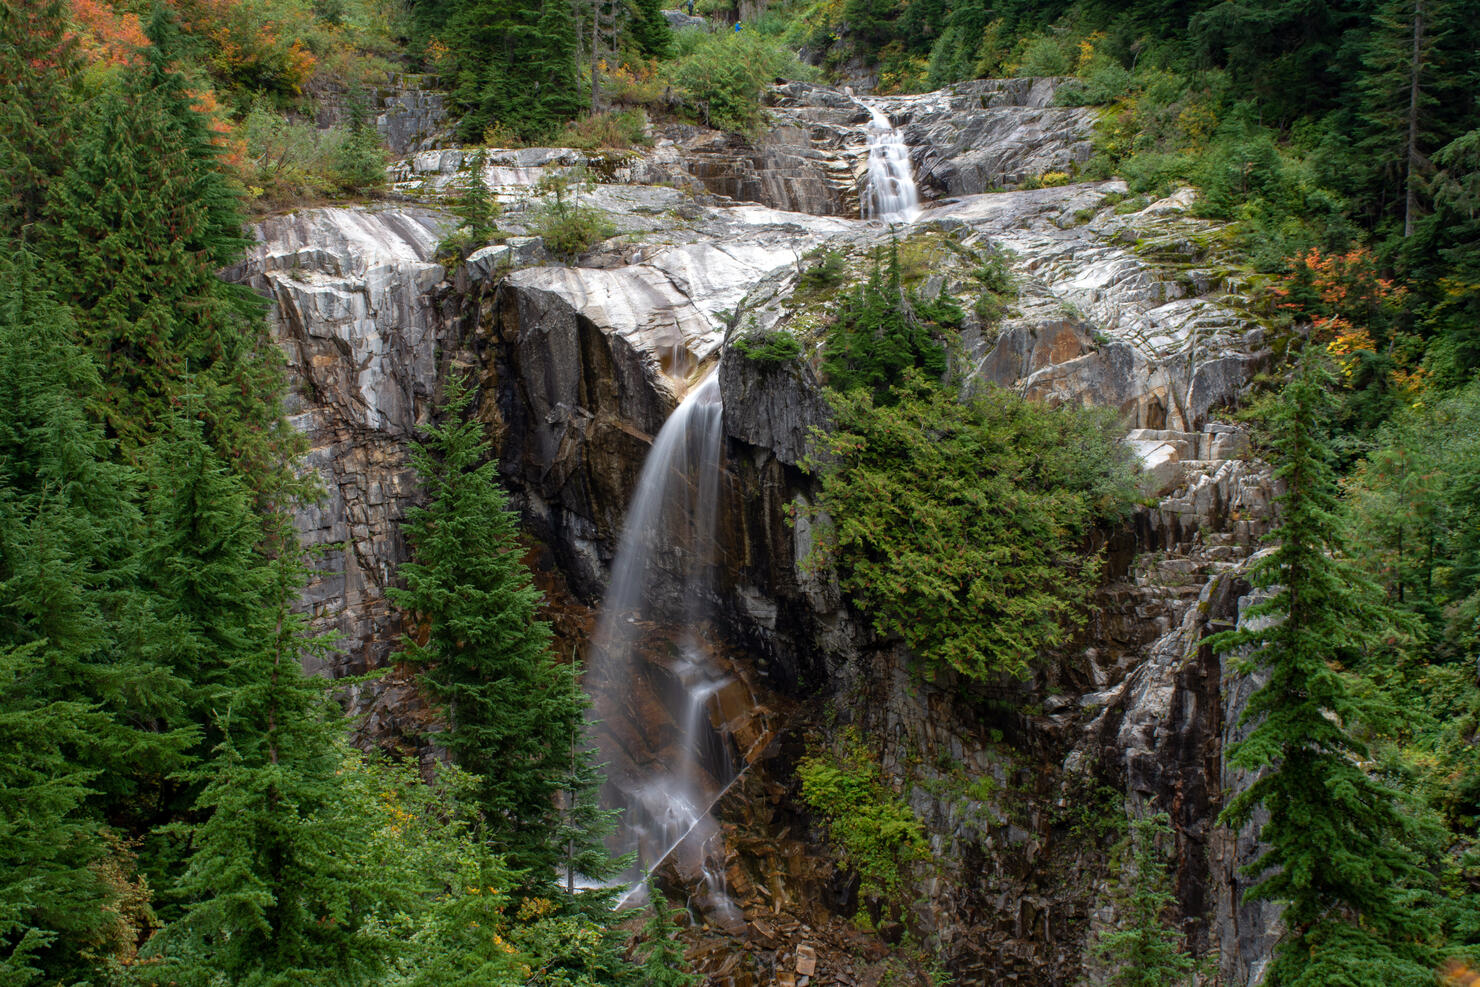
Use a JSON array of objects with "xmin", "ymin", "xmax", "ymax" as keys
[
  {"xmin": 642, "ymin": 77, "xmax": 1096, "ymax": 217},
  {"xmin": 880, "ymin": 77, "xmax": 1097, "ymax": 195}
]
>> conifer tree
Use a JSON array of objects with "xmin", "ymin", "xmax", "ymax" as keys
[
  {"xmin": 391, "ymin": 373, "xmax": 614, "ymax": 887},
  {"xmin": 157, "ymin": 543, "xmax": 398, "ymax": 985},
  {"xmin": 821, "ymin": 240, "xmax": 952, "ymax": 403},
  {"xmin": 0, "ymin": 256, "xmax": 198, "ymax": 810},
  {"xmin": 637, "ymin": 880, "xmax": 700, "ymax": 987},
  {"xmin": 0, "ymin": 642, "xmax": 110, "ymax": 985},
  {"xmin": 40, "ymin": 9, "xmax": 297, "ymax": 499},
  {"xmin": 629, "ymin": 0, "xmax": 674, "ymax": 59},
  {"xmin": 1212, "ymin": 352, "xmax": 1436, "ymax": 986},
  {"xmin": 1357, "ymin": 0, "xmax": 1460, "ymax": 237},
  {"xmin": 0, "ymin": 0, "xmax": 78, "ymax": 238},
  {"xmin": 0, "ymin": 255, "xmax": 194, "ymax": 981},
  {"xmin": 446, "ymin": 0, "xmax": 583, "ymax": 141},
  {"xmin": 1092, "ymin": 813, "xmax": 1199, "ymax": 987}
]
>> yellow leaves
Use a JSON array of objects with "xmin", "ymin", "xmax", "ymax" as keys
[
  {"xmin": 1323, "ymin": 318, "xmax": 1375, "ymax": 379},
  {"xmin": 516, "ymin": 897, "xmax": 554, "ymax": 921},
  {"xmin": 1075, "ymin": 31, "xmax": 1105, "ymax": 72}
]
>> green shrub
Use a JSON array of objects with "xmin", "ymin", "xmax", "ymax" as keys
[
  {"xmin": 821, "ymin": 241, "xmax": 954, "ymax": 404},
  {"xmin": 326, "ymin": 87, "xmax": 388, "ymax": 195},
  {"xmin": 556, "ymin": 108, "xmax": 652, "ymax": 151},
  {"xmin": 797, "ymin": 729, "xmax": 927, "ymax": 903},
  {"xmin": 663, "ymin": 29, "xmax": 817, "ymax": 137},
  {"xmin": 803, "ymin": 374, "xmax": 1136, "ymax": 681},
  {"xmin": 733, "ymin": 326, "xmax": 803, "ymax": 365},
  {"xmin": 532, "ymin": 202, "xmax": 615, "ymax": 258},
  {"xmin": 529, "ymin": 167, "xmax": 615, "ymax": 258},
  {"xmin": 796, "ymin": 247, "xmax": 849, "ymax": 299},
  {"xmin": 1014, "ymin": 35, "xmax": 1073, "ymax": 77}
]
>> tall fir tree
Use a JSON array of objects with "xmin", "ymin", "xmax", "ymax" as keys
[
  {"xmin": 637, "ymin": 880, "xmax": 700, "ymax": 987},
  {"xmin": 1212, "ymin": 352, "xmax": 1437, "ymax": 986},
  {"xmin": 0, "ymin": 254, "xmax": 193, "ymax": 981},
  {"xmin": 155, "ymin": 540, "xmax": 398, "ymax": 985},
  {"xmin": 1091, "ymin": 813, "xmax": 1199, "ymax": 987},
  {"xmin": 629, "ymin": 0, "xmax": 674, "ymax": 59},
  {"xmin": 40, "ymin": 9, "xmax": 298, "ymax": 500},
  {"xmin": 0, "ymin": 0, "xmax": 78, "ymax": 238},
  {"xmin": 390, "ymin": 373, "xmax": 616, "ymax": 888},
  {"xmin": 446, "ymin": 0, "xmax": 583, "ymax": 141}
]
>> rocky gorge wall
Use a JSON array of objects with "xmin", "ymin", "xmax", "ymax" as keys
[{"xmin": 233, "ymin": 77, "xmax": 1282, "ymax": 985}]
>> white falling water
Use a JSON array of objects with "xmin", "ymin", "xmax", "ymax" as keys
[
  {"xmin": 588, "ymin": 371, "xmax": 742, "ymax": 926},
  {"xmin": 860, "ymin": 102, "xmax": 921, "ymax": 223}
]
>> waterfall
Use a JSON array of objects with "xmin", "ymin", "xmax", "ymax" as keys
[
  {"xmin": 587, "ymin": 370, "xmax": 741, "ymax": 925},
  {"xmin": 860, "ymin": 102, "xmax": 921, "ymax": 223}
]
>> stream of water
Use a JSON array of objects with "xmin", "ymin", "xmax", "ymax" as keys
[
  {"xmin": 588, "ymin": 371, "xmax": 742, "ymax": 924},
  {"xmin": 859, "ymin": 101, "xmax": 921, "ymax": 223}
]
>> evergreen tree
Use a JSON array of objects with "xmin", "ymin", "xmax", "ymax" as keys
[
  {"xmin": 0, "ymin": 255, "xmax": 194, "ymax": 980},
  {"xmin": 1212, "ymin": 352, "xmax": 1437, "ymax": 986},
  {"xmin": 821, "ymin": 240, "xmax": 953, "ymax": 404},
  {"xmin": 40, "ymin": 9, "xmax": 298, "ymax": 498},
  {"xmin": 0, "ymin": 256, "xmax": 198, "ymax": 810},
  {"xmin": 390, "ymin": 373, "xmax": 613, "ymax": 886},
  {"xmin": 156, "ymin": 546, "xmax": 398, "ymax": 985},
  {"xmin": 0, "ymin": 643, "xmax": 110, "ymax": 985},
  {"xmin": 0, "ymin": 0, "xmax": 78, "ymax": 238},
  {"xmin": 330, "ymin": 84, "xmax": 389, "ymax": 195},
  {"xmin": 1357, "ymin": 0, "xmax": 1460, "ymax": 238},
  {"xmin": 446, "ymin": 0, "xmax": 583, "ymax": 142},
  {"xmin": 629, "ymin": 0, "xmax": 674, "ymax": 60},
  {"xmin": 1092, "ymin": 812, "xmax": 1199, "ymax": 987},
  {"xmin": 637, "ymin": 880, "xmax": 700, "ymax": 987}
]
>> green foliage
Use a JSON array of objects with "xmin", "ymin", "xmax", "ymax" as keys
[
  {"xmin": 556, "ymin": 108, "xmax": 653, "ymax": 152},
  {"xmin": 530, "ymin": 168, "xmax": 616, "ymax": 259},
  {"xmin": 795, "ymin": 247, "xmax": 849, "ymax": 300},
  {"xmin": 327, "ymin": 85, "xmax": 389, "ymax": 195},
  {"xmin": 797, "ymin": 729, "xmax": 928, "ymax": 903},
  {"xmin": 1091, "ymin": 813, "xmax": 1200, "ymax": 987},
  {"xmin": 439, "ymin": 149, "xmax": 502, "ymax": 262},
  {"xmin": 0, "ymin": 0, "xmax": 79, "ymax": 236},
  {"xmin": 1345, "ymin": 381, "xmax": 1480, "ymax": 664},
  {"xmin": 629, "ymin": 0, "xmax": 674, "ymax": 60},
  {"xmin": 803, "ymin": 374, "xmax": 1134, "ymax": 681},
  {"xmin": 820, "ymin": 241, "xmax": 954, "ymax": 404},
  {"xmin": 732, "ymin": 326, "xmax": 803, "ymax": 365},
  {"xmin": 37, "ymin": 18, "xmax": 302, "ymax": 501},
  {"xmin": 390, "ymin": 374, "xmax": 619, "ymax": 890},
  {"xmin": 438, "ymin": 0, "xmax": 584, "ymax": 142},
  {"xmin": 663, "ymin": 27, "xmax": 817, "ymax": 136},
  {"xmin": 963, "ymin": 247, "xmax": 1015, "ymax": 327},
  {"xmin": 636, "ymin": 881, "xmax": 699, "ymax": 987},
  {"xmin": 1211, "ymin": 353, "xmax": 1437, "ymax": 984}
]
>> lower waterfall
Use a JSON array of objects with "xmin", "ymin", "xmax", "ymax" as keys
[{"xmin": 587, "ymin": 370, "xmax": 743, "ymax": 926}]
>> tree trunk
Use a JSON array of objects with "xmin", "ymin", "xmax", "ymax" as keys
[{"xmin": 1404, "ymin": 0, "xmax": 1425, "ymax": 238}]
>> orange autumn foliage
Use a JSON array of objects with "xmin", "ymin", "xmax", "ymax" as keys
[
  {"xmin": 187, "ymin": 87, "xmax": 246, "ymax": 172},
  {"xmin": 1443, "ymin": 960, "xmax": 1480, "ymax": 987},
  {"xmin": 1274, "ymin": 247, "xmax": 1416, "ymax": 388},
  {"xmin": 167, "ymin": 0, "xmax": 317, "ymax": 94},
  {"xmin": 68, "ymin": 0, "xmax": 148, "ymax": 67}
]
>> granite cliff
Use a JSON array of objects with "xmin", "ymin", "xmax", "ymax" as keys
[{"xmin": 230, "ymin": 76, "xmax": 1280, "ymax": 985}]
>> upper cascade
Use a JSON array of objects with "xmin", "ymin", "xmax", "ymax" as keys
[{"xmin": 858, "ymin": 100, "xmax": 921, "ymax": 223}]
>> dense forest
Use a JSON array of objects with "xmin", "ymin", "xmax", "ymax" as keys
[{"xmin": 3, "ymin": 0, "xmax": 1480, "ymax": 984}]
